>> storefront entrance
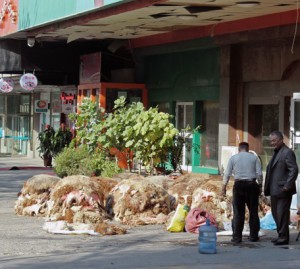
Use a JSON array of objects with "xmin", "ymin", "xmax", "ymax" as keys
[
  {"xmin": 248, "ymin": 104, "xmax": 279, "ymax": 170},
  {"xmin": 0, "ymin": 94, "xmax": 32, "ymax": 156},
  {"xmin": 176, "ymin": 102, "xmax": 193, "ymax": 171}
]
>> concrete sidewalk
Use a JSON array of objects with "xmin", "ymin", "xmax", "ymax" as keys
[{"xmin": 0, "ymin": 156, "xmax": 50, "ymax": 169}]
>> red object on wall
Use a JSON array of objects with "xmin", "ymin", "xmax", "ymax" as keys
[{"xmin": 0, "ymin": 0, "xmax": 18, "ymax": 37}]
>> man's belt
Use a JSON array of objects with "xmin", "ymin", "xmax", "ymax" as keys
[{"xmin": 235, "ymin": 178, "xmax": 257, "ymax": 182}]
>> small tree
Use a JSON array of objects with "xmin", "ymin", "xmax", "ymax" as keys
[
  {"xmin": 99, "ymin": 97, "xmax": 178, "ymax": 173},
  {"xmin": 68, "ymin": 98, "xmax": 105, "ymax": 153},
  {"xmin": 70, "ymin": 97, "xmax": 179, "ymax": 174}
]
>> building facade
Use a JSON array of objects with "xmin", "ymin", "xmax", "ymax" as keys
[{"xmin": 1, "ymin": 0, "xmax": 300, "ymax": 179}]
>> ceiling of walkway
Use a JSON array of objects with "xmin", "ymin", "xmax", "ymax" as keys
[{"xmin": 10, "ymin": 0, "xmax": 300, "ymax": 43}]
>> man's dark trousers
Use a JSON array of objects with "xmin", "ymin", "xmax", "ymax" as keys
[
  {"xmin": 232, "ymin": 181, "xmax": 260, "ymax": 241},
  {"xmin": 270, "ymin": 195, "xmax": 292, "ymax": 242}
]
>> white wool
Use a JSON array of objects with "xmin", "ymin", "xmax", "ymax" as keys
[
  {"xmin": 117, "ymin": 183, "xmax": 130, "ymax": 197},
  {"xmin": 46, "ymin": 200, "xmax": 54, "ymax": 212},
  {"xmin": 43, "ymin": 221, "xmax": 68, "ymax": 232},
  {"xmin": 17, "ymin": 195, "xmax": 25, "ymax": 202},
  {"xmin": 23, "ymin": 204, "xmax": 42, "ymax": 216},
  {"xmin": 43, "ymin": 221, "xmax": 98, "ymax": 235},
  {"xmin": 70, "ymin": 206, "xmax": 82, "ymax": 212},
  {"xmin": 70, "ymin": 222, "xmax": 93, "ymax": 231}
]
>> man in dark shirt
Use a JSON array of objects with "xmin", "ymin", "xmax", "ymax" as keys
[{"xmin": 264, "ymin": 131, "xmax": 298, "ymax": 245}]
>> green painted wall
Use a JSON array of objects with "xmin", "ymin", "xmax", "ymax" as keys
[
  {"xmin": 145, "ymin": 47, "xmax": 220, "ymax": 174},
  {"xmin": 146, "ymin": 48, "xmax": 220, "ymax": 103},
  {"xmin": 18, "ymin": 0, "xmax": 125, "ymax": 30}
]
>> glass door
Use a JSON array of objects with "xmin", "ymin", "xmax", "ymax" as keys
[
  {"xmin": 5, "ymin": 115, "xmax": 30, "ymax": 156},
  {"xmin": 176, "ymin": 102, "xmax": 193, "ymax": 171}
]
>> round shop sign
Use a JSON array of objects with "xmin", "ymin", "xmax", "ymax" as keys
[
  {"xmin": 20, "ymin": 73, "xmax": 38, "ymax": 91},
  {"xmin": 37, "ymin": 100, "xmax": 47, "ymax": 108},
  {"xmin": 0, "ymin": 79, "xmax": 13, "ymax": 93},
  {"xmin": 4, "ymin": 78, "xmax": 15, "ymax": 88}
]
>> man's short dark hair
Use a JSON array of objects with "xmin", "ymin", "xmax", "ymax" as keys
[
  {"xmin": 239, "ymin": 142, "xmax": 249, "ymax": 151},
  {"xmin": 270, "ymin": 130, "xmax": 283, "ymax": 140}
]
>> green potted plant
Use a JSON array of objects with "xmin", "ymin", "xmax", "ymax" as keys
[
  {"xmin": 37, "ymin": 125, "xmax": 55, "ymax": 167},
  {"xmin": 52, "ymin": 123, "xmax": 73, "ymax": 156}
]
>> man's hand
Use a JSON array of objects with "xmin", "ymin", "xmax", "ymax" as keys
[
  {"xmin": 258, "ymin": 184, "xmax": 263, "ymax": 196},
  {"xmin": 282, "ymin": 186, "xmax": 288, "ymax": 192},
  {"xmin": 221, "ymin": 184, "xmax": 226, "ymax": 197}
]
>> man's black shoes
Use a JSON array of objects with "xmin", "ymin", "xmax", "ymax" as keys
[
  {"xmin": 273, "ymin": 239, "xmax": 289, "ymax": 245},
  {"xmin": 271, "ymin": 238, "xmax": 279, "ymax": 243},
  {"xmin": 249, "ymin": 237, "xmax": 259, "ymax": 242},
  {"xmin": 231, "ymin": 238, "xmax": 242, "ymax": 243}
]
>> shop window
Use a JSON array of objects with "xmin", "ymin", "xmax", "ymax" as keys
[
  {"xmin": 0, "ymin": 95, "xmax": 4, "ymax": 114},
  {"xmin": 106, "ymin": 88, "xmax": 143, "ymax": 113},
  {"xmin": 248, "ymin": 104, "xmax": 279, "ymax": 170},
  {"xmin": 51, "ymin": 92, "xmax": 62, "ymax": 131},
  {"xmin": 20, "ymin": 95, "xmax": 30, "ymax": 114},
  {"xmin": 199, "ymin": 101, "xmax": 219, "ymax": 168},
  {"xmin": 7, "ymin": 95, "xmax": 20, "ymax": 114},
  {"xmin": 156, "ymin": 102, "xmax": 170, "ymax": 114},
  {"xmin": 176, "ymin": 102, "xmax": 193, "ymax": 169}
]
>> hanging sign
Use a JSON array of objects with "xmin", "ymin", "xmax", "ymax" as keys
[
  {"xmin": 0, "ymin": 78, "xmax": 13, "ymax": 93},
  {"xmin": 20, "ymin": 73, "xmax": 38, "ymax": 91},
  {"xmin": 61, "ymin": 90, "xmax": 77, "ymax": 114},
  {"xmin": 35, "ymin": 100, "xmax": 48, "ymax": 113},
  {"xmin": 4, "ymin": 78, "xmax": 14, "ymax": 88}
]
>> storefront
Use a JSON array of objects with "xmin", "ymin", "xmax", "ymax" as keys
[
  {"xmin": 0, "ymin": 93, "xmax": 31, "ymax": 156},
  {"xmin": 0, "ymin": 81, "xmax": 76, "ymax": 157}
]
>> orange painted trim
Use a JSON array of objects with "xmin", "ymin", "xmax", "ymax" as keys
[
  {"xmin": 100, "ymin": 87, "xmax": 106, "ymax": 109},
  {"xmin": 131, "ymin": 9, "xmax": 299, "ymax": 48},
  {"xmin": 78, "ymin": 82, "xmax": 148, "ymax": 110}
]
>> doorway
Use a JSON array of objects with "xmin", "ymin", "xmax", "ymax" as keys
[
  {"xmin": 0, "ymin": 94, "xmax": 31, "ymax": 156},
  {"xmin": 248, "ymin": 104, "xmax": 279, "ymax": 170},
  {"xmin": 176, "ymin": 102, "xmax": 193, "ymax": 170}
]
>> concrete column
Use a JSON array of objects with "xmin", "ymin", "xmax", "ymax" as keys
[{"xmin": 218, "ymin": 46, "xmax": 231, "ymax": 168}]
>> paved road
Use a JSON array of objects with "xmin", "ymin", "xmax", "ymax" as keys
[{"xmin": 0, "ymin": 160, "xmax": 300, "ymax": 269}]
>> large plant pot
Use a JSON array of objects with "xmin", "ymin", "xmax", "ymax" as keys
[{"xmin": 43, "ymin": 156, "xmax": 52, "ymax": 167}]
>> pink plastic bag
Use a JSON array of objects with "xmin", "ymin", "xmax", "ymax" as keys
[{"xmin": 185, "ymin": 208, "xmax": 217, "ymax": 234}]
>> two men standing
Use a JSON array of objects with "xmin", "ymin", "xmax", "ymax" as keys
[{"xmin": 222, "ymin": 131, "xmax": 298, "ymax": 245}]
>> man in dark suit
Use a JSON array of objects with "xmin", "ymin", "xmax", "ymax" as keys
[{"xmin": 264, "ymin": 131, "xmax": 298, "ymax": 245}]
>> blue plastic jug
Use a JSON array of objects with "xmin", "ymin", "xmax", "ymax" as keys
[{"xmin": 198, "ymin": 219, "xmax": 217, "ymax": 254}]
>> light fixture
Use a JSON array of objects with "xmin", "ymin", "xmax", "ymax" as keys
[
  {"xmin": 27, "ymin": 37, "xmax": 35, "ymax": 47},
  {"xmin": 176, "ymin": 14, "xmax": 198, "ymax": 20},
  {"xmin": 236, "ymin": 1, "xmax": 260, "ymax": 8}
]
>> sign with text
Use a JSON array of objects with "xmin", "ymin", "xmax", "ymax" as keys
[
  {"xmin": 61, "ymin": 90, "xmax": 77, "ymax": 114},
  {"xmin": 35, "ymin": 100, "xmax": 48, "ymax": 113},
  {"xmin": 20, "ymin": 73, "xmax": 38, "ymax": 91}
]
